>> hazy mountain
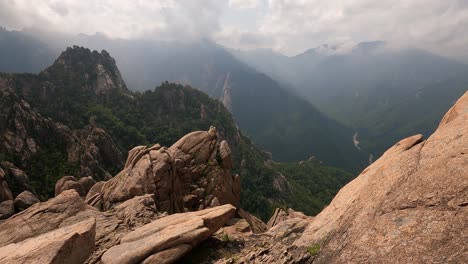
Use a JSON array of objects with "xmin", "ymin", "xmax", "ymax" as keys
[
  {"xmin": 0, "ymin": 46, "xmax": 354, "ymax": 220},
  {"xmin": 232, "ymin": 42, "xmax": 468, "ymax": 158},
  {"xmin": 0, "ymin": 28, "xmax": 368, "ymax": 173}
]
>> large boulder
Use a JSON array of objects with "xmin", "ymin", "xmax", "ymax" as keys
[
  {"xmin": 55, "ymin": 176, "xmax": 85, "ymax": 197},
  {"xmin": 96, "ymin": 127, "xmax": 241, "ymax": 213},
  {"xmin": 13, "ymin": 190, "xmax": 39, "ymax": 211},
  {"xmin": 0, "ymin": 200, "xmax": 14, "ymax": 220},
  {"xmin": 101, "ymin": 204, "xmax": 236, "ymax": 264},
  {"xmin": 0, "ymin": 219, "xmax": 96, "ymax": 264},
  {"xmin": 293, "ymin": 91, "xmax": 468, "ymax": 263},
  {"xmin": 0, "ymin": 190, "xmax": 89, "ymax": 247}
]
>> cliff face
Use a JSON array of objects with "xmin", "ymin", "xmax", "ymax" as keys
[
  {"xmin": 0, "ymin": 78, "xmax": 123, "ymax": 199},
  {"xmin": 205, "ymin": 91, "xmax": 467, "ymax": 264},
  {"xmin": 294, "ymin": 91, "xmax": 467, "ymax": 263}
]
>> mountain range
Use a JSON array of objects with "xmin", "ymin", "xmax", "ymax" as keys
[
  {"xmin": 232, "ymin": 41, "xmax": 468, "ymax": 158},
  {"xmin": 0, "ymin": 28, "xmax": 368, "ymax": 173}
]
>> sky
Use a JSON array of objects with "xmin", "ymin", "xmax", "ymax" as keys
[{"xmin": 1, "ymin": 0, "xmax": 468, "ymax": 59}]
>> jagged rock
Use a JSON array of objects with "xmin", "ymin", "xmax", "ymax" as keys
[
  {"xmin": 238, "ymin": 208, "xmax": 267, "ymax": 233},
  {"xmin": 0, "ymin": 219, "xmax": 96, "ymax": 264},
  {"xmin": 96, "ymin": 127, "xmax": 240, "ymax": 214},
  {"xmin": 0, "ymin": 200, "xmax": 14, "ymax": 220},
  {"xmin": 0, "ymin": 190, "xmax": 90, "ymax": 247},
  {"xmin": 13, "ymin": 190, "xmax": 39, "ymax": 211},
  {"xmin": 85, "ymin": 181, "xmax": 106, "ymax": 208},
  {"xmin": 79, "ymin": 176, "xmax": 97, "ymax": 195},
  {"xmin": 0, "ymin": 161, "xmax": 34, "ymax": 196},
  {"xmin": 55, "ymin": 176, "xmax": 82, "ymax": 196},
  {"xmin": 266, "ymin": 208, "xmax": 309, "ymax": 230},
  {"xmin": 0, "ymin": 82, "xmax": 124, "ymax": 197},
  {"xmin": 292, "ymin": 91, "xmax": 468, "ymax": 263},
  {"xmin": 101, "ymin": 204, "xmax": 236, "ymax": 264},
  {"xmin": 70, "ymin": 126, "xmax": 124, "ymax": 180},
  {"xmin": 114, "ymin": 194, "xmax": 159, "ymax": 227},
  {"xmin": 0, "ymin": 166, "xmax": 13, "ymax": 202}
]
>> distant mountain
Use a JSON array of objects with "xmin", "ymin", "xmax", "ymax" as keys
[
  {"xmin": 0, "ymin": 27, "xmax": 56, "ymax": 73},
  {"xmin": 0, "ymin": 46, "xmax": 353, "ymax": 220},
  {"xmin": 233, "ymin": 42, "xmax": 468, "ymax": 158},
  {"xmin": 0, "ymin": 28, "xmax": 368, "ymax": 173}
]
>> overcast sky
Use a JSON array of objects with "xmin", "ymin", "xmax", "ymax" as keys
[{"xmin": 1, "ymin": 0, "xmax": 468, "ymax": 59}]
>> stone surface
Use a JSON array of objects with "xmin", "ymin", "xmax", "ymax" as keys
[
  {"xmin": 96, "ymin": 127, "xmax": 240, "ymax": 213},
  {"xmin": 293, "ymin": 91, "xmax": 468, "ymax": 263},
  {"xmin": 0, "ymin": 166, "xmax": 13, "ymax": 202},
  {"xmin": 238, "ymin": 208, "xmax": 267, "ymax": 233},
  {"xmin": 79, "ymin": 176, "xmax": 97, "ymax": 196},
  {"xmin": 13, "ymin": 190, "xmax": 39, "ymax": 211},
  {"xmin": 0, "ymin": 200, "xmax": 14, "ymax": 220},
  {"xmin": 55, "ymin": 176, "xmax": 86, "ymax": 197},
  {"xmin": 114, "ymin": 194, "xmax": 159, "ymax": 227},
  {"xmin": 266, "ymin": 208, "xmax": 309, "ymax": 230},
  {"xmin": 0, "ymin": 190, "xmax": 90, "ymax": 247},
  {"xmin": 0, "ymin": 219, "xmax": 96, "ymax": 264},
  {"xmin": 101, "ymin": 204, "xmax": 236, "ymax": 264}
]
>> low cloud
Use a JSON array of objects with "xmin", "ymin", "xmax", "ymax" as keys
[{"xmin": 0, "ymin": 0, "xmax": 467, "ymax": 60}]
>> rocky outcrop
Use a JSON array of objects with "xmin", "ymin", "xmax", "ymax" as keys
[
  {"xmin": 291, "ymin": 91, "xmax": 468, "ymax": 263},
  {"xmin": 13, "ymin": 190, "xmax": 39, "ymax": 211},
  {"xmin": 0, "ymin": 219, "xmax": 96, "ymax": 264},
  {"xmin": 266, "ymin": 208, "xmax": 309, "ymax": 230},
  {"xmin": 238, "ymin": 208, "xmax": 267, "ymax": 233},
  {"xmin": 0, "ymin": 161, "xmax": 34, "ymax": 197},
  {"xmin": 102, "ymin": 204, "xmax": 236, "ymax": 264},
  {"xmin": 55, "ymin": 175, "xmax": 97, "ymax": 197},
  {"xmin": 0, "ymin": 166, "xmax": 13, "ymax": 202},
  {"xmin": 0, "ymin": 200, "xmax": 14, "ymax": 220},
  {"xmin": 95, "ymin": 127, "xmax": 241, "ymax": 213},
  {"xmin": 208, "ymin": 91, "xmax": 468, "ymax": 264},
  {"xmin": 0, "ymin": 80, "xmax": 123, "ymax": 196}
]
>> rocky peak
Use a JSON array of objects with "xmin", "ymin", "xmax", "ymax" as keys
[
  {"xmin": 91, "ymin": 127, "xmax": 240, "ymax": 214},
  {"xmin": 42, "ymin": 45, "xmax": 127, "ymax": 96}
]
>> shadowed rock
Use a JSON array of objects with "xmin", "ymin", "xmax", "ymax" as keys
[
  {"xmin": 102, "ymin": 204, "xmax": 236, "ymax": 264},
  {"xmin": 13, "ymin": 190, "xmax": 39, "ymax": 212}
]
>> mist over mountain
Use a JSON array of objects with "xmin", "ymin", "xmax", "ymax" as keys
[
  {"xmin": 0, "ymin": 28, "xmax": 368, "ymax": 173},
  {"xmin": 232, "ymin": 42, "xmax": 468, "ymax": 157}
]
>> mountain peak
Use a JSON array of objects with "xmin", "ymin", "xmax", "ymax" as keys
[{"xmin": 43, "ymin": 45, "xmax": 127, "ymax": 96}]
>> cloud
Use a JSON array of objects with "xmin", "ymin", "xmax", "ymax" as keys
[
  {"xmin": 0, "ymin": 0, "xmax": 467, "ymax": 60},
  {"xmin": 229, "ymin": 0, "xmax": 258, "ymax": 9},
  {"xmin": 0, "ymin": 0, "xmax": 223, "ymax": 41},
  {"xmin": 254, "ymin": 0, "xmax": 468, "ymax": 57}
]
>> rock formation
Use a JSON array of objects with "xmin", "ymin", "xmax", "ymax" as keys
[
  {"xmin": 0, "ymin": 80, "xmax": 123, "ymax": 197},
  {"xmin": 0, "ymin": 219, "xmax": 96, "ymax": 264},
  {"xmin": 94, "ymin": 127, "xmax": 241, "ymax": 213},
  {"xmin": 214, "ymin": 91, "xmax": 468, "ymax": 263},
  {"xmin": 102, "ymin": 204, "xmax": 236, "ymax": 264},
  {"xmin": 13, "ymin": 190, "xmax": 39, "ymax": 211}
]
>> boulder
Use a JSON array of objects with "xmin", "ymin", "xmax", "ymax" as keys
[
  {"xmin": 238, "ymin": 208, "xmax": 267, "ymax": 233},
  {"xmin": 0, "ymin": 200, "xmax": 14, "ymax": 220},
  {"xmin": 0, "ymin": 190, "xmax": 89, "ymax": 246},
  {"xmin": 13, "ymin": 190, "xmax": 39, "ymax": 211},
  {"xmin": 0, "ymin": 219, "xmax": 96, "ymax": 264},
  {"xmin": 78, "ymin": 176, "xmax": 97, "ymax": 196},
  {"xmin": 266, "ymin": 208, "xmax": 309, "ymax": 230},
  {"xmin": 101, "ymin": 204, "xmax": 236, "ymax": 264},
  {"xmin": 95, "ymin": 127, "xmax": 240, "ymax": 214},
  {"xmin": 55, "ymin": 176, "xmax": 85, "ymax": 197}
]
